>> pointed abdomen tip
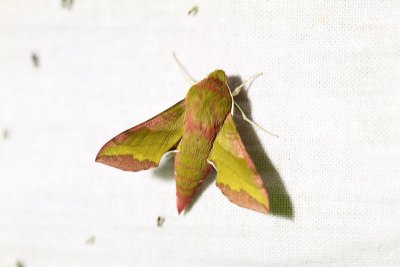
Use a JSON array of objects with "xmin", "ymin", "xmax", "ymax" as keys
[{"xmin": 176, "ymin": 195, "xmax": 192, "ymax": 214}]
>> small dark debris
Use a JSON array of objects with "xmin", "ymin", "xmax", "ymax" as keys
[
  {"xmin": 16, "ymin": 260, "xmax": 25, "ymax": 267},
  {"xmin": 31, "ymin": 53, "xmax": 39, "ymax": 68},
  {"xmin": 86, "ymin": 236, "xmax": 96, "ymax": 245},
  {"xmin": 157, "ymin": 216, "xmax": 165, "ymax": 227},
  {"xmin": 188, "ymin": 6, "xmax": 199, "ymax": 16},
  {"xmin": 62, "ymin": 0, "xmax": 73, "ymax": 9},
  {"xmin": 2, "ymin": 129, "xmax": 9, "ymax": 139}
]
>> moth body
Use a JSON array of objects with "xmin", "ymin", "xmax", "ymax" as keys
[{"xmin": 175, "ymin": 70, "xmax": 231, "ymax": 213}]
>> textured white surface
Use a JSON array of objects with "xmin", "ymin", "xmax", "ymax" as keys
[{"xmin": 1, "ymin": 0, "xmax": 400, "ymax": 266}]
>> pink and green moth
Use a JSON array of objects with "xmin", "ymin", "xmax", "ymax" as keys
[{"xmin": 96, "ymin": 58, "xmax": 276, "ymax": 214}]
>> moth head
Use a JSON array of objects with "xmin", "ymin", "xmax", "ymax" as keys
[{"xmin": 208, "ymin": 70, "xmax": 227, "ymax": 84}]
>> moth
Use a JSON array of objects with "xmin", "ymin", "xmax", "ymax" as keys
[{"xmin": 96, "ymin": 58, "xmax": 276, "ymax": 214}]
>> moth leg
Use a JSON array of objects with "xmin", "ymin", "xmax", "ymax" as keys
[
  {"xmin": 234, "ymin": 102, "xmax": 279, "ymax": 138},
  {"xmin": 173, "ymin": 52, "xmax": 196, "ymax": 85},
  {"xmin": 232, "ymin": 72, "xmax": 263, "ymax": 96}
]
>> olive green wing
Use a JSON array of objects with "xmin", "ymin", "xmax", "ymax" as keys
[
  {"xmin": 96, "ymin": 100, "xmax": 185, "ymax": 171},
  {"xmin": 208, "ymin": 114, "xmax": 270, "ymax": 213}
]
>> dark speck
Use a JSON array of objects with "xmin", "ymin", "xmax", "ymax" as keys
[
  {"xmin": 2, "ymin": 129, "xmax": 9, "ymax": 139},
  {"xmin": 31, "ymin": 53, "xmax": 39, "ymax": 68},
  {"xmin": 86, "ymin": 236, "xmax": 96, "ymax": 245},
  {"xmin": 157, "ymin": 216, "xmax": 165, "ymax": 227},
  {"xmin": 62, "ymin": 0, "xmax": 73, "ymax": 9},
  {"xmin": 188, "ymin": 6, "xmax": 199, "ymax": 16}
]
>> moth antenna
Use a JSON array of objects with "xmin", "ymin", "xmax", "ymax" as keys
[
  {"xmin": 172, "ymin": 52, "xmax": 196, "ymax": 85},
  {"xmin": 232, "ymin": 72, "xmax": 263, "ymax": 96},
  {"xmin": 234, "ymin": 102, "xmax": 279, "ymax": 138}
]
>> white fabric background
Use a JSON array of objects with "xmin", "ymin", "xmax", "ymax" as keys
[{"xmin": 1, "ymin": 0, "xmax": 400, "ymax": 266}]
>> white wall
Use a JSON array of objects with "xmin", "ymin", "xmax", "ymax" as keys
[{"xmin": 1, "ymin": 1, "xmax": 400, "ymax": 266}]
